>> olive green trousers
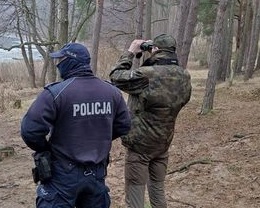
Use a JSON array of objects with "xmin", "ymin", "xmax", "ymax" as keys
[{"xmin": 124, "ymin": 149, "xmax": 168, "ymax": 208}]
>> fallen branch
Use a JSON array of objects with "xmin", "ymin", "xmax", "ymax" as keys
[
  {"xmin": 0, "ymin": 183, "xmax": 19, "ymax": 189},
  {"xmin": 229, "ymin": 132, "xmax": 259, "ymax": 142},
  {"xmin": 169, "ymin": 196, "xmax": 196, "ymax": 208},
  {"xmin": 167, "ymin": 158, "xmax": 222, "ymax": 175}
]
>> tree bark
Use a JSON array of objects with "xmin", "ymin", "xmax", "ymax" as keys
[
  {"xmin": 17, "ymin": 0, "xmax": 36, "ymax": 88},
  {"xmin": 218, "ymin": 0, "xmax": 235, "ymax": 81},
  {"xmin": 58, "ymin": 0, "xmax": 69, "ymax": 46},
  {"xmin": 174, "ymin": 0, "xmax": 191, "ymax": 58},
  {"xmin": 233, "ymin": 0, "xmax": 252, "ymax": 75},
  {"xmin": 69, "ymin": 0, "xmax": 76, "ymax": 39},
  {"xmin": 224, "ymin": 0, "xmax": 235, "ymax": 80},
  {"xmin": 179, "ymin": 0, "xmax": 199, "ymax": 69},
  {"xmin": 91, "ymin": 0, "xmax": 104, "ymax": 75},
  {"xmin": 244, "ymin": 0, "xmax": 260, "ymax": 80},
  {"xmin": 135, "ymin": 0, "xmax": 145, "ymax": 39},
  {"xmin": 47, "ymin": 0, "xmax": 57, "ymax": 83},
  {"xmin": 235, "ymin": 0, "xmax": 244, "ymax": 51},
  {"xmin": 133, "ymin": 0, "xmax": 145, "ymax": 68},
  {"xmin": 167, "ymin": 1, "xmax": 178, "ymax": 36},
  {"xmin": 144, "ymin": 0, "xmax": 152, "ymax": 40}
]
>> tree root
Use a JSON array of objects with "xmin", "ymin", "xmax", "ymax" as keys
[{"xmin": 167, "ymin": 158, "xmax": 222, "ymax": 175}]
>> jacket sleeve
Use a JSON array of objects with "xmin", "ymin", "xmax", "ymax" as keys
[
  {"xmin": 20, "ymin": 90, "xmax": 56, "ymax": 152},
  {"xmin": 109, "ymin": 51, "xmax": 149, "ymax": 95},
  {"xmin": 112, "ymin": 91, "xmax": 131, "ymax": 140}
]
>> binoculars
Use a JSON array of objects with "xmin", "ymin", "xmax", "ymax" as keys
[
  {"xmin": 135, "ymin": 41, "xmax": 153, "ymax": 59},
  {"xmin": 140, "ymin": 41, "xmax": 153, "ymax": 51}
]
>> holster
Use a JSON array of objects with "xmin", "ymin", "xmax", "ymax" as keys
[{"xmin": 32, "ymin": 151, "xmax": 52, "ymax": 184}]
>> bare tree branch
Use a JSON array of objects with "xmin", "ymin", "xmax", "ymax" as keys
[{"xmin": 0, "ymin": 41, "xmax": 58, "ymax": 51}]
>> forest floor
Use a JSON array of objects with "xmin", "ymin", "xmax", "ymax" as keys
[{"xmin": 0, "ymin": 65, "xmax": 259, "ymax": 208}]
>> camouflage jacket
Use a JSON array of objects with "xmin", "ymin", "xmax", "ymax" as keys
[{"xmin": 109, "ymin": 50, "xmax": 192, "ymax": 155}]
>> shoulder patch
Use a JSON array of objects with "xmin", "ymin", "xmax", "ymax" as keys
[{"xmin": 45, "ymin": 78, "xmax": 75, "ymax": 100}]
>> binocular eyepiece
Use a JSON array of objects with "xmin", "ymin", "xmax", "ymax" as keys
[{"xmin": 140, "ymin": 41, "xmax": 153, "ymax": 51}]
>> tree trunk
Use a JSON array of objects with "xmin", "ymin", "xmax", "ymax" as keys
[
  {"xmin": 91, "ymin": 0, "xmax": 104, "ymax": 75},
  {"xmin": 47, "ymin": 0, "xmax": 57, "ymax": 83},
  {"xmin": 58, "ymin": 0, "xmax": 69, "ymax": 46},
  {"xmin": 218, "ymin": 0, "xmax": 235, "ymax": 81},
  {"xmin": 168, "ymin": 1, "xmax": 178, "ymax": 36},
  {"xmin": 233, "ymin": 0, "xmax": 252, "ymax": 75},
  {"xmin": 144, "ymin": 0, "xmax": 152, "ymax": 40},
  {"xmin": 39, "ymin": 0, "xmax": 57, "ymax": 85},
  {"xmin": 174, "ymin": 0, "xmax": 191, "ymax": 58},
  {"xmin": 244, "ymin": 0, "xmax": 260, "ymax": 80},
  {"xmin": 225, "ymin": 0, "xmax": 235, "ymax": 80},
  {"xmin": 17, "ymin": 1, "xmax": 36, "ymax": 88},
  {"xmin": 69, "ymin": 0, "xmax": 76, "ymax": 39},
  {"xmin": 200, "ymin": 0, "xmax": 229, "ymax": 115},
  {"xmin": 242, "ymin": 5, "xmax": 254, "ymax": 68},
  {"xmin": 24, "ymin": 0, "xmax": 54, "ymax": 85},
  {"xmin": 142, "ymin": 0, "xmax": 153, "ymax": 61},
  {"xmin": 135, "ymin": 0, "xmax": 145, "ymax": 39},
  {"xmin": 133, "ymin": 0, "xmax": 145, "ymax": 68},
  {"xmin": 235, "ymin": 0, "xmax": 244, "ymax": 50},
  {"xmin": 179, "ymin": 0, "xmax": 199, "ymax": 69}
]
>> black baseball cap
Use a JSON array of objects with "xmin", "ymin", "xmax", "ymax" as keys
[{"xmin": 50, "ymin": 43, "xmax": 91, "ymax": 64}]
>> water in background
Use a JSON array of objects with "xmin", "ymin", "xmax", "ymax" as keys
[{"xmin": 0, "ymin": 35, "xmax": 43, "ymax": 63}]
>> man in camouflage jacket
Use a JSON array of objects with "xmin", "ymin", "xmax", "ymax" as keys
[{"xmin": 109, "ymin": 34, "xmax": 192, "ymax": 208}]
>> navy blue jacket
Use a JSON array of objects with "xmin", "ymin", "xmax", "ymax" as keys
[{"xmin": 21, "ymin": 61, "xmax": 131, "ymax": 164}]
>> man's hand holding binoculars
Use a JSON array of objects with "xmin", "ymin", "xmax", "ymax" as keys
[
  {"xmin": 128, "ymin": 39, "xmax": 156, "ymax": 59},
  {"xmin": 129, "ymin": 39, "xmax": 156, "ymax": 53}
]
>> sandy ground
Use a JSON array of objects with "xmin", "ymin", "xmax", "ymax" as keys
[{"xmin": 0, "ymin": 68, "xmax": 259, "ymax": 208}]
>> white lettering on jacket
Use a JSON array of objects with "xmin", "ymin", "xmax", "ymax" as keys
[{"xmin": 73, "ymin": 102, "xmax": 112, "ymax": 116}]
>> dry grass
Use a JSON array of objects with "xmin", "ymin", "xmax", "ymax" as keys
[
  {"xmin": 0, "ymin": 84, "xmax": 19, "ymax": 112},
  {"xmin": 96, "ymin": 46, "xmax": 121, "ymax": 79},
  {"xmin": 0, "ymin": 83, "xmax": 40, "ymax": 113},
  {"xmin": 0, "ymin": 61, "xmax": 43, "ymax": 88},
  {"xmin": 0, "ymin": 61, "xmax": 43, "ymax": 112}
]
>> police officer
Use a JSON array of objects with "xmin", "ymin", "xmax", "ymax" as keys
[
  {"xmin": 109, "ymin": 34, "xmax": 192, "ymax": 208},
  {"xmin": 21, "ymin": 42, "xmax": 131, "ymax": 208}
]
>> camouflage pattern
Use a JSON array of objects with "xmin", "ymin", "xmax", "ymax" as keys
[
  {"xmin": 153, "ymin": 34, "xmax": 177, "ymax": 49},
  {"xmin": 109, "ymin": 50, "xmax": 192, "ymax": 155}
]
